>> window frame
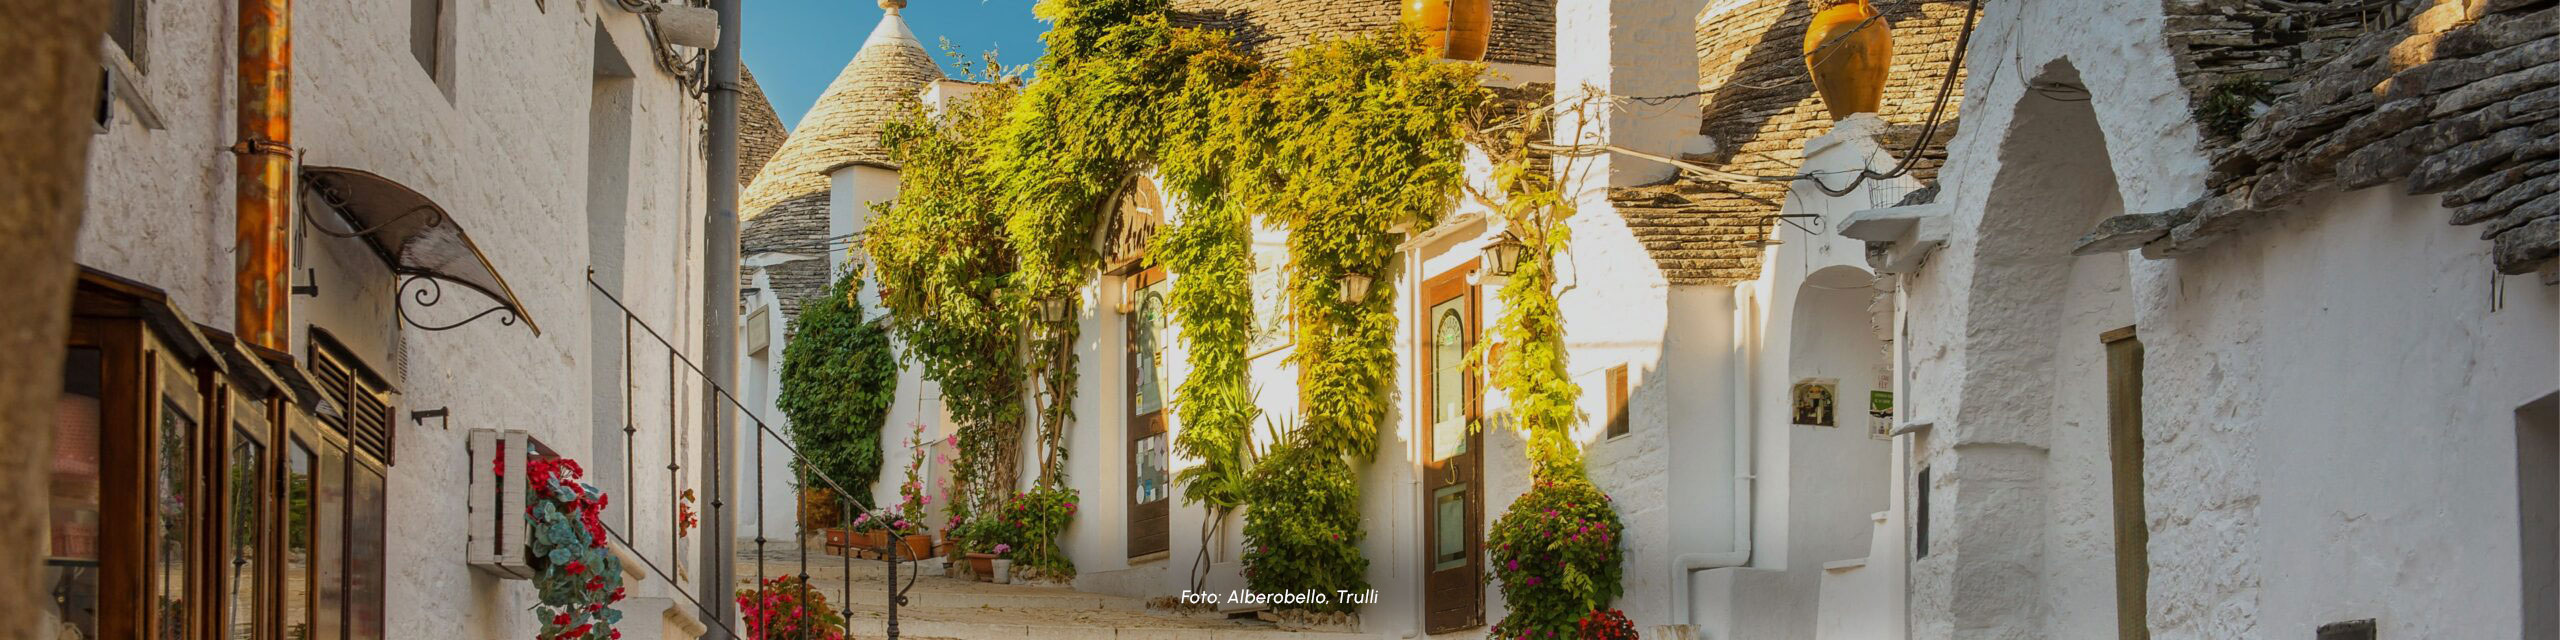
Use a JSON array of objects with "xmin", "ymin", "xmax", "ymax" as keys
[{"xmin": 1124, "ymin": 266, "xmax": 1172, "ymax": 559}]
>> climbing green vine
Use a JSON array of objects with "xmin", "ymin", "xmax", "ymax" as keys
[
  {"xmin": 873, "ymin": 0, "xmax": 1513, "ymax": 611},
  {"xmin": 868, "ymin": 57, "xmax": 1027, "ymax": 516},
  {"xmin": 778, "ymin": 270, "xmax": 899, "ymax": 511}
]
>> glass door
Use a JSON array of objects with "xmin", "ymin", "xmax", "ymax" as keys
[{"xmin": 1420, "ymin": 265, "xmax": 1483, "ymax": 633}]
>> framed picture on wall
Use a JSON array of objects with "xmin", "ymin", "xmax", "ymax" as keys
[
  {"xmin": 1792, "ymin": 378, "xmax": 1838, "ymax": 427},
  {"xmin": 1869, "ymin": 390, "xmax": 1894, "ymax": 440}
]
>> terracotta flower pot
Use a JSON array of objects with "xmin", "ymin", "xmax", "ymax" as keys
[
  {"xmin": 965, "ymin": 552, "xmax": 997, "ymax": 582},
  {"xmin": 1802, "ymin": 0, "xmax": 1894, "ymax": 119},
  {"xmin": 1403, "ymin": 0, "xmax": 1490, "ymax": 61},
  {"xmin": 900, "ymin": 534, "xmax": 933, "ymax": 560}
]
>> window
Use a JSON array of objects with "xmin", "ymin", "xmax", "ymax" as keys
[
  {"xmin": 65, "ymin": 268, "xmax": 382, "ymax": 640},
  {"xmin": 109, "ymin": 0, "xmax": 146, "ymax": 69},
  {"xmin": 347, "ymin": 466, "xmax": 387, "ymax": 640},
  {"xmin": 283, "ymin": 437, "xmax": 316, "ymax": 640},
  {"xmin": 1430, "ymin": 306, "xmax": 1466, "ymax": 460},
  {"xmin": 1605, "ymin": 364, "xmax": 1629, "ymax": 438},
  {"xmin": 1126, "ymin": 268, "xmax": 1172, "ymax": 558},
  {"xmin": 153, "ymin": 357, "xmax": 201, "ymax": 639},
  {"xmin": 45, "ymin": 346, "xmax": 105, "ymax": 637},
  {"xmin": 311, "ymin": 331, "xmax": 397, "ymax": 464},
  {"xmin": 410, "ymin": 0, "xmax": 443, "ymax": 77}
]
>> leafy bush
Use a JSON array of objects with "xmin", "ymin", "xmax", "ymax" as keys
[
  {"xmin": 997, "ymin": 485, "xmax": 1080, "ymax": 580},
  {"xmin": 780, "ymin": 271, "xmax": 899, "ymax": 514},
  {"xmin": 1240, "ymin": 444, "xmax": 1367, "ymax": 611},
  {"xmin": 1488, "ymin": 478, "xmax": 1625, "ymax": 639},
  {"xmin": 736, "ymin": 575, "xmax": 846, "ymax": 640}
]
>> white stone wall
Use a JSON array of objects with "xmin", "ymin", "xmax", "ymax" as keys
[
  {"xmin": 1893, "ymin": 0, "xmax": 2560, "ymax": 637},
  {"xmin": 80, "ymin": 3, "xmax": 715, "ymax": 636}
]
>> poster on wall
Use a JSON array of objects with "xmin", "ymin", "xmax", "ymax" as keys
[
  {"xmin": 1869, "ymin": 390, "xmax": 1894, "ymax": 440},
  {"xmin": 1792, "ymin": 378, "xmax": 1838, "ymax": 427},
  {"xmin": 1248, "ymin": 243, "xmax": 1293, "ymax": 358}
]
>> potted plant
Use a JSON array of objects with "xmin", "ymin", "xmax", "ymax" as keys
[
  {"xmin": 964, "ymin": 546, "xmax": 999, "ymax": 582},
  {"xmin": 989, "ymin": 544, "xmax": 1014, "ymax": 584}
]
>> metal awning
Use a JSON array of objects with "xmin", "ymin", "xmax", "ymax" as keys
[{"xmin": 301, "ymin": 166, "xmax": 540, "ymax": 335}]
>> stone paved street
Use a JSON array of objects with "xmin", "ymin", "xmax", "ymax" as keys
[{"xmin": 739, "ymin": 542, "xmax": 1365, "ymax": 639}]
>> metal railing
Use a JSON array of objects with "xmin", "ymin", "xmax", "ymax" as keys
[{"xmin": 590, "ymin": 271, "xmax": 925, "ymax": 639}]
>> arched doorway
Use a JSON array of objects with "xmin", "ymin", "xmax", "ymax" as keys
[{"xmin": 1923, "ymin": 59, "xmax": 2140, "ymax": 639}]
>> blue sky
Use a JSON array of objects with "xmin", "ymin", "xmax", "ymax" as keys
[{"xmin": 744, "ymin": 0, "xmax": 1051, "ymax": 128}]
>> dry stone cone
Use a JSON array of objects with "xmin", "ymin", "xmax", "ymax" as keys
[{"xmin": 1803, "ymin": 0, "xmax": 1893, "ymax": 120}]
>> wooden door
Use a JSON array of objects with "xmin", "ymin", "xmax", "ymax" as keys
[
  {"xmin": 1126, "ymin": 269, "xmax": 1172, "ymax": 558},
  {"xmin": 1421, "ymin": 265, "xmax": 1483, "ymax": 633}
]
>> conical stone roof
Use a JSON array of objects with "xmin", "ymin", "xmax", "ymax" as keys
[{"xmin": 740, "ymin": 1, "xmax": 943, "ymax": 319}]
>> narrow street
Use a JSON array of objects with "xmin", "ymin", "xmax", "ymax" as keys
[{"xmin": 740, "ymin": 543, "xmax": 1363, "ymax": 639}]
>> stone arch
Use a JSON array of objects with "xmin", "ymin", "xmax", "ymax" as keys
[{"xmin": 1929, "ymin": 58, "xmax": 2139, "ymax": 638}]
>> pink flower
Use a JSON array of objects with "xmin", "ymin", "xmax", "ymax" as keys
[{"xmin": 993, "ymin": 543, "xmax": 1012, "ymax": 554}]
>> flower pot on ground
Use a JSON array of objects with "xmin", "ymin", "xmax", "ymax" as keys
[
  {"xmin": 965, "ymin": 553, "xmax": 997, "ymax": 582},
  {"xmin": 991, "ymin": 559, "xmax": 1013, "ymax": 584},
  {"xmin": 855, "ymin": 529, "xmax": 892, "ymax": 558},
  {"xmin": 900, "ymin": 534, "xmax": 933, "ymax": 560}
]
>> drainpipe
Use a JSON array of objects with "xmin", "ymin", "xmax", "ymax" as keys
[
  {"xmin": 698, "ymin": 0, "xmax": 741, "ymax": 634},
  {"xmin": 233, "ymin": 0, "xmax": 293, "ymax": 350},
  {"xmin": 1670, "ymin": 283, "xmax": 1758, "ymax": 629}
]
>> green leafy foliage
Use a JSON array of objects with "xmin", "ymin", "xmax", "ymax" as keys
[
  {"xmin": 869, "ymin": 64, "xmax": 1028, "ymax": 515},
  {"xmin": 1478, "ymin": 107, "xmax": 1587, "ymax": 480},
  {"xmin": 779, "ymin": 271, "xmax": 898, "ymax": 513},
  {"xmin": 1487, "ymin": 478, "xmax": 1624, "ymax": 639},
  {"xmin": 2193, "ymin": 77, "xmax": 2271, "ymax": 139},
  {"xmin": 1239, "ymin": 443, "xmax": 1368, "ymax": 611}
]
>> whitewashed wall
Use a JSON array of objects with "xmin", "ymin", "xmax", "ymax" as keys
[
  {"xmin": 80, "ymin": 3, "xmax": 714, "ymax": 636},
  {"xmin": 1894, "ymin": 0, "xmax": 2560, "ymax": 636}
]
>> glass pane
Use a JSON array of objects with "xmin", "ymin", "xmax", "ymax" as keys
[
  {"xmin": 348, "ymin": 466, "xmax": 386, "ymax": 640},
  {"xmin": 157, "ymin": 396, "xmax": 196, "ymax": 638},
  {"xmin": 1433, "ymin": 484, "xmax": 1467, "ymax": 570},
  {"xmin": 314, "ymin": 444, "xmax": 345, "ymax": 640},
  {"xmin": 1430, "ymin": 300, "xmax": 1468, "ymax": 461},
  {"xmin": 46, "ymin": 346, "xmax": 103, "ymax": 637},
  {"xmin": 1133, "ymin": 433, "xmax": 1167, "ymax": 504},
  {"xmin": 284, "ymin": 439, "xmax": 314, "ymax": 640},
  {"xmin": 228, "ymin": 432, "xmax": 264, "ymax": 640},
  {"xmin": 1132, "ymin": 284, "xmax": 1170, "ymax": 416}
]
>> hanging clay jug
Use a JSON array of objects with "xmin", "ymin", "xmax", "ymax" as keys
[
  {"xmin": 1802, "ymin": 0, "xmax": 1894, "ymax": 119},
  {"xmin": 1405, "ymin": 0, "xmax": 1492, "ymax": 62}
]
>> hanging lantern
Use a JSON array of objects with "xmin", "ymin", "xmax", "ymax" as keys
[
  {"xmin": 1482, "ymin": 233, "xmax": 1526, "ymax": 277},
  {"xmin": 1337, "ymin": 272, "xmax": 1375, "ymax": 304},
  {"xmin": 1802, "ymin": 0, "xmax": 1894, "ymax": 120},
  {"xmin": 1403, "ymin": 0, "xmax": 1492, "ymax": 62},
  {"xmin": 1041, "ymin": 297, "xmax": 1067, "ymax": 323}
]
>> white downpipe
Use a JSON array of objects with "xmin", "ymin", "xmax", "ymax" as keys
[{"xmin": 1671, "ymin": 284, "xmax": 1759, "ymax": 628}]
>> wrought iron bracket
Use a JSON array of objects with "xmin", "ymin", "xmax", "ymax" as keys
[
  {"xmin": 291, "ymin": 268, "xmax": 320, "ymax": 297},
  {"xmin": 411, "ymin": 407, "xmax": 449, "ymax": 430},
  {"xmin": 398, "ymin": 274, "xmax": 524, "ymax": 332}
]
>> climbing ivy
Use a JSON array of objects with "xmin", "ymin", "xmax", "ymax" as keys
[
  {"xmin": 778, "ymin": 271, "xmax": 899, "ymax": 510},
  {"xmin": 1475, "ymin": 106, "xmax": 1587, "ymax": 480},
  {"xmin": 867, "ymin": 61, "xmax": 1028, "ymax": 516},
  {"xmin": 874, "ymin": 0, "xmax": 1495, "ymax": 609}
]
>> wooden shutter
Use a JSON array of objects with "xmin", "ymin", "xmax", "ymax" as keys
[{"xmin": 309, "ymin": 335, "xmax": 395, "ymax": 464}]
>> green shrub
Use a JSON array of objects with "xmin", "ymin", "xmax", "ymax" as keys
[
  {"xmin": 1240, "ymin": 444, "xmax": 1368, "ymax": 611},
  {"xmin": 778, "ymin": 271, "xmax": 899, "ymax": 512},
  {"xmin": 1487, "ymin": 478, "xmax": 1625, "ymax": 639}
]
